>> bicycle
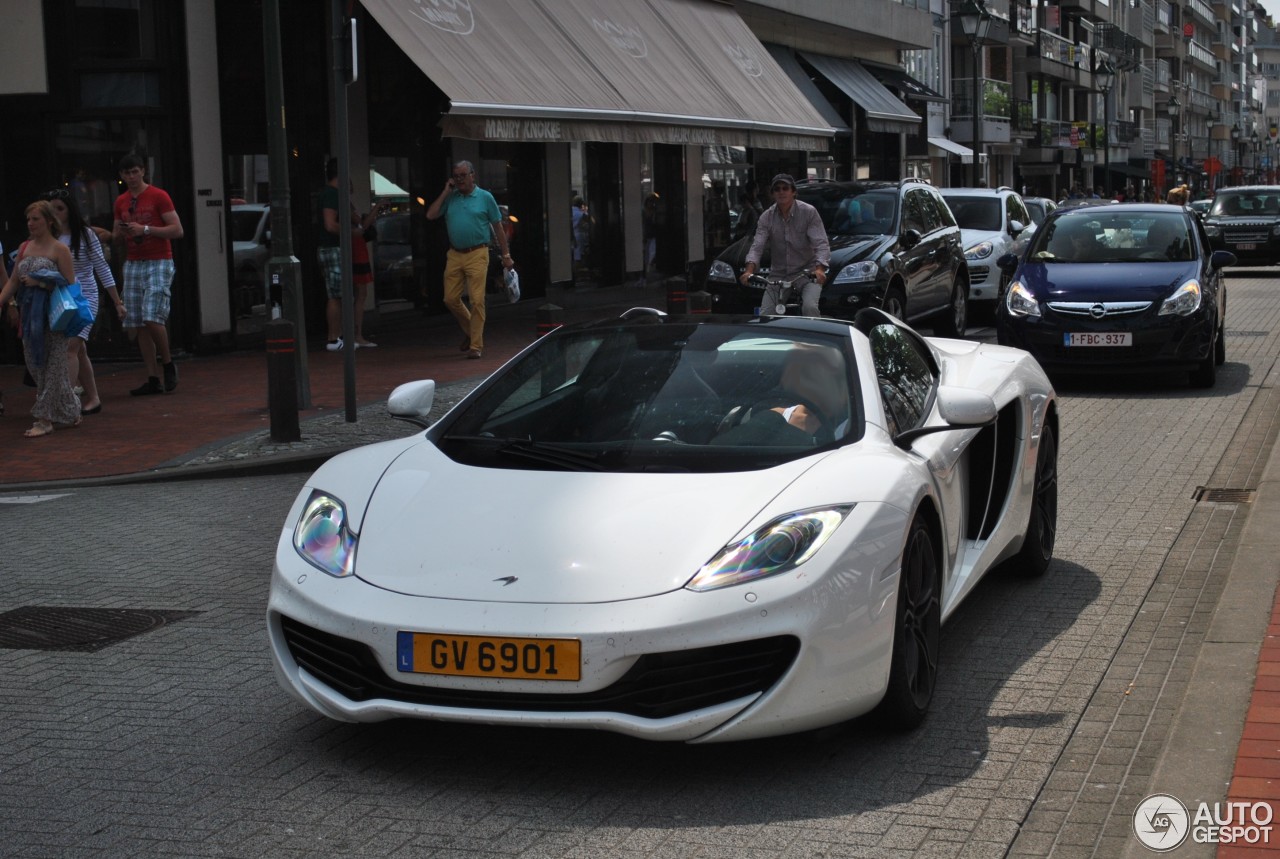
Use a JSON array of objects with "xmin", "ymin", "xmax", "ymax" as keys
[{"xmin": 746, "ymin": 269, "xmax": 817, "ymax": 316}]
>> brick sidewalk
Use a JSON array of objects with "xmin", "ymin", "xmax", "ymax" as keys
[{"xmin": 1220, "ymin": 585, "xmax": 1280, "ymax": 858}]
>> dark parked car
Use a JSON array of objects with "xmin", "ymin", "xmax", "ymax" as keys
[
  {"xmin": 231, "ymin": 203, "xmax": 270, "ymax": 316},
  {"xmin": 996, "ymin": 203, "xmax": 1233, "ymax": 388},
  {"xmin": 703, "ymin": 180, "xmax": 969, "ymax": 336},
  {"xmin": 1201, "ymin": 185, "xmax": 1280, "ymax": 264},
  {"xmin": 1023, "ymin": 196, "xmax": 1057, "ymax": 226}
]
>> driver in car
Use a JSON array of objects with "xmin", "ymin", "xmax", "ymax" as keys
[{"xmin": 717, "ymin": 343, "xmax": 851, "ymax": 444}]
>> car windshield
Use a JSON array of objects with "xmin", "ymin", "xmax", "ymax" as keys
[
  {"xmin": 1210, "ymin": 191, "xmax": 1280, "ymax": 217},
  {"xmin": 230, "ymin": 209, "xmax": 265, "ymax": 242},
  {"xmin": 944, "ymin": 196, "xmax": 1003, "ymax": 231},
  {"xmin": 797, "ymin": 186, "xmax": 899, "ymax": 236},
  {"xmin": 1028, "ymin": 211, "xmax": 1194, "ymax": 263},
  {"xmin": 436, "ymin": 320, "xmax": 863, "ymax": 472},
  {"xmin": 1025, "ymin": 201, "xmax": 1049, "ymax": 225}
]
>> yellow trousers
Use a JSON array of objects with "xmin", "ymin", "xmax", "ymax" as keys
[{"xmin": 443, "ymin": 247, "xmax": 490, "ymax": 351}]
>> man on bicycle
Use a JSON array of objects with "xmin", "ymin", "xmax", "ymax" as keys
[{"xmin": 739, "ymin": 173, "xmax": 830, "ymax": 317}]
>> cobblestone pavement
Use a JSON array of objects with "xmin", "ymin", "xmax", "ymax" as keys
[{"xmin": 1, "ymin": 274, "xmax": 1279, "ymax": 857}]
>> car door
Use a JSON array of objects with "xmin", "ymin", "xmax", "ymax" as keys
[{"xmin": 899, "ymin": 188, "xmax": 946, "ymax": 317}]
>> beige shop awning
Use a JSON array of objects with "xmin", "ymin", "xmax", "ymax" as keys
[{"xmin": 359, "ymin": 0, "xmax": 837, "ymax": 150}]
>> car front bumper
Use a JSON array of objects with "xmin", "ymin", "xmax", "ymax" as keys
[
  {"xmin": 997, "ymin": 308, "xmax": 1215, "ymax": 373},
  {"xmin": 267, "ymin": 500, "xmax": 907, "ymax": 743}
]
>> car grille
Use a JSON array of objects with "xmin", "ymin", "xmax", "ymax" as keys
[
  {"xmin": 966, "ymin": 264, "xmax": 990, "ymax": 285},
  {"xmin": 280, "ymin": 615, "xmax": 799, "ymax": 720},
  {"xmin": 1047, "ymin": 301, "xmax": 1151, "ymax": 317},
  {"xmin": 1225, "ymin": 226, "xmax": 1271, "ymax": 243}
]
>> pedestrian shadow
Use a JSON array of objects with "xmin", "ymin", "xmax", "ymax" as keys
[{"xmin": 277, "ymin": 558, "xmax": 1102, "ymax": 825}]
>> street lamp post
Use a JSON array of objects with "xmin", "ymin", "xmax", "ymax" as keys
[
  {"xmin": 1206, "ymin": 114, "xmax": 1216, "ymax": 193},
  {"xmin": 1167, "ymin": 96, "xmax": 1181, "ymax": 192},
  {"xmin": 957, "ymin": 0, "xmax": 993, "ymax": 187},
  {"xmin": 1231, "ymin": 126, "xmax": 1241, "ymax": 187},
  {"xmin": 1095, "ymin": 61, "xmax": 1116, "ymax": 194}
]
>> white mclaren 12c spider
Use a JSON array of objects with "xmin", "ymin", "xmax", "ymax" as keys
[{"xmin": 268, "ymin": 307, "xmax": 1058, "ymax": 742}]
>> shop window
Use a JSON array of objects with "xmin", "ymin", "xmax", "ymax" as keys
[
  {"xmin": 80, "ymin": 72, "xmax": 162, "ymax": 109},
  {"xmin": 75, "ymin": 0, "xmax": 159, "ymax": 61}
]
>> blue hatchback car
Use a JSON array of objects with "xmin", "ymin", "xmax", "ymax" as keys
[{"xmin": 995, "ymin": 203, "xmax": 1234, "ymax": 388}]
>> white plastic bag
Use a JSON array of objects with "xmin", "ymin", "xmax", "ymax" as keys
[{"xmin": 504, "ymin": 268, "xmax": 521, "ymax": 303}]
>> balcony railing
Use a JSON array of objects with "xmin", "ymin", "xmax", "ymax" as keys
[
  {"xmin": 1187, "ymin": 39, "xmax": 1216, "ymax": 68},
  {"xmin": 950, "ymin": 78, "xmax": 1013, "ymax": 121},
  {"xmin": 1038, "ymin": 30, "xmax": 1083, "ymax": 67},
  {"xmin": 1035, "ymin": 119, "xmax": 1076, "ymax": 148},
  {"xmin": 1012, "ymin": 98, "xmax": 1035, "ymax": 133}
]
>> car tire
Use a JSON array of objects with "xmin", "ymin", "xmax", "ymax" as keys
[
  {"xmin": 1190, "ymin": 331, "xmax": 1218, "ymax": 388},
  {"xmin": 933, "ymin": 276, "xmax": 968, "ymax": 338},
  {"xmin": 882, "ymin": 285, "xmax": 907, "ymax": 321},
  {"xmin": 875, "ymin": 515, "xmax": 940, "ymax": 729},
  {"xmin": 1016, "ymin": 423, "xmax": 1057, "ymax": 577}
]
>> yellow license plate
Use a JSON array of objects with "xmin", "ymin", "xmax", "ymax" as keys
[{"xmin": 396, "ymin": 631, "xmax": 581, "ymax": 681}]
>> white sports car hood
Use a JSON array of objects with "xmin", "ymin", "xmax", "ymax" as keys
[{"xmin": 352, "ymin": 442, "xmax": 820, "ymax": 603}]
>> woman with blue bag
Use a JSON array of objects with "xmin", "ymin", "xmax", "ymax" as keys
[
  {"xmin": 43, "ymin": 188, "xmax": 123, "ymax": 415},
  {"xmin": 0, "ymin": 200, "xmax": 81, "ymax": 437}
]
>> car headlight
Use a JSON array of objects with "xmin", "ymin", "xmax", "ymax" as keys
[
  {"xmin": 686, "ymin": 506, "xmax": 853, "ymax": 591},
  {"xmin": 965, "ymin": 241, "xmax": 995, "ymax": 261},
  {"xmin": 1005, "ymin": 281, "xmax": 1041, "ymax": 319},
  {"xmin": 1204, "ymin": 224, "xmax": 1220, "ymax": 237},
  {"xmin": 707, "ymin": 259, "xmax": 737, "ymax": 282},
  {"xmin": 1273, "ymin": 224, "xmax": 1280, "ymax": 237},
  {"xmin": 293, "ymin": 490, "xmax": 358, "ymax": 577},
  {"xmin": 833, "ymin": 260, "xmax": 878, "ymax": 284},
  {"xmin": 1159, "ymin": 280, "xmax": 1202, "ymax": 316}
]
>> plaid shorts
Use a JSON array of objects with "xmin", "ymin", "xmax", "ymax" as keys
[
  {"xmin": 122, "ymin": 259, "xmax": 174, "ymax": 327},
  {"xmin": 318, "ymin": 246, "xmax": 343, "ymax": 299}
]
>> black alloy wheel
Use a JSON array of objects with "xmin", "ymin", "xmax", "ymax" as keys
[
  {"xmin": 882, "ymin": 286, "xmax": 907, "ymax": 321},
  {"xmin": 876, "ymin": 516, "xmax": 940, "ymax": 728},
  {"xmin": 1016, "ymin": 423, "xmax": 1057, "ymax": 576}
]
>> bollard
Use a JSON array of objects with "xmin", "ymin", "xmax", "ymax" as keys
[
  {"xmin": 536, "ymin": 303, "xmax": 563, "ymax": 337},
  {"xmin": 665, "ymin": 276, "xmax": 688, "ymax": 314},
  {"xmin": 687, "ymin": 289, "xmax": 712, "ymax": 314},
  {"xmin": 266, "ymin": 318, "xmax": 301, "ymax": 442}
]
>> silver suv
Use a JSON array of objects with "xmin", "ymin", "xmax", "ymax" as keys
[{"xmin": 939, "ymin": 187, "xmax": 1035, "ymax": 304}]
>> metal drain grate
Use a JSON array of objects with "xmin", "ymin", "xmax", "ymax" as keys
[
  {"xmin": 1193, "ymin": 487, "xmax": 1256, "ymax": 504},
  {"xmin": 0, "ymin": 607, "xmax": 201, "ymax": 652}
]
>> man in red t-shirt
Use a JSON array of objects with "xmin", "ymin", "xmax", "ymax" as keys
[{"xmin": 112, "ymin": 153, "xmax": 184, "ymax": 395}]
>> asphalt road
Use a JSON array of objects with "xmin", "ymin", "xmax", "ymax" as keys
[{"xmin": 3, "ymin": 273, "xmax": 1280, "ymax": 857}]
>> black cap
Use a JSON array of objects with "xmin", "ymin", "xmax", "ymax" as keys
[{"xmin": 770, "ymin": 173, "xmax": 797, "ymax": 190}]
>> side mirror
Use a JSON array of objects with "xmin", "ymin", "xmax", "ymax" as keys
[
  {"xmin": 1210, "ymin": 249, "xmax": 1237, "ymax": 270},
  {"xmin": 263, "ymin": 230, "xmax": 272, "ymax": 246},
  {"xmin": 1009, "ymin": 219, "xmax": 1026, "ymax": 235},
  {"xmin": 894, "ymin": 386, "xmax": 997, "ymax": 448},
  {"xmin": 388, "ymin": 379, "xmax": 436, "ymax": 427},
  {"xmin": 900, "ymin": 228, "xmax": 922, "ymax": 250},
  {"xmin": 996, "ymin": 252, "xmax": 1020, "ymax": 274}
]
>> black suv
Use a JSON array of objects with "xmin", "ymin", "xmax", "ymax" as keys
[
  {"xmin": 703, "ymin": 180, "xmax": 970, "ymax": 336},
  {"xmin": 1202, "ymin": 185, "xmax": 1280, "ymax": 265}
]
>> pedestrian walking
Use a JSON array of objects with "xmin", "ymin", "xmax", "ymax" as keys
[
  {"xmin": 426, "ymin": 160, "xmax": 513, "ymax": 359},
  {"xmin": 0, "ymin": 201, "xmax": 80, "ymax": 437},
  {"xmin": 112, "ymin": 153, "xmax": 183, "ymax": 395},
  {"xmin": 317, "ymin": 157, "xmax": 382, "ymax": 351},
  {"xmin": 43, "ymin": 187, "xmax": 124, "ymax": 415}
]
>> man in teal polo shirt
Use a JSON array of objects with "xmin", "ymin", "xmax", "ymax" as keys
[{"xmin": 426, "ymin": 160, "xmax": 514, "ymax": 358}]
